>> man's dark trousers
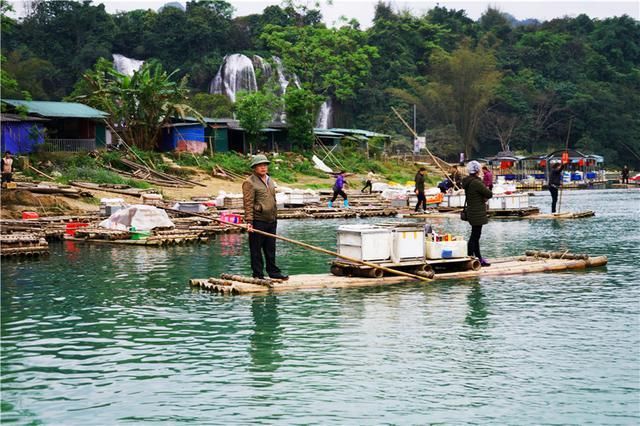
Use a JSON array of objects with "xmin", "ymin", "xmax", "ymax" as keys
[
  {"xmin": 549, "ymin": 185, "xmax": 559, "ymax": 213},
  {"xmin": 249, "ymin": 220, "xmax": 281, "ymax": 278}
]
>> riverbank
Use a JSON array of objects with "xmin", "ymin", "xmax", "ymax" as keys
[{"xmin": 1, "ymin": 150, "xmax": 441, "ymax": 218}]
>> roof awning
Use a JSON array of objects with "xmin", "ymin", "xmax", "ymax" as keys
[{"xmin": 2, "ymin": 99, "xmax": 108, "ymax": 119}]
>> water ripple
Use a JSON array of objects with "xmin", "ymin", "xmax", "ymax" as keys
[{"xmin": 1, "ymin": 189, "xmax": 639, "ymax": 424}]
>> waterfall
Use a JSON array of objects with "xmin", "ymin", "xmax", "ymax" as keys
[
  {"xmin": 252, "ymin": 55, "xmax": 273, "ymax": 86},
  {"xmin": 209, "ymin": 53, "xmax": 304, "ymax": 122},
  {"xmin": 209, "ymin": 54, "xmax": 258, "ymax": 102},
  {"xmin": 316, "ymin": 98, "xmax": 333, "ymax": 129},
  {"xmin": 272, "ymin": 57, "xmax": 290, "ymax": 97},
  {"xmin": 112, "ymin": 54, "xmax": 144, "ymax": 76}
]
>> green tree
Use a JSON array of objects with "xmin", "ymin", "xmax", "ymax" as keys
[
  {"xmin": 17, "ymin": 0, "xmax": 116, "ymax": 93},
  {"xmin": 284, "ymin": 88, "xmax": 323, "ymax": 149},
  {"xmin": 390, "ymin": 44, "xmax": 502, "ymax": 157},
  {"xmin": 3, "ymin": 50, "xmax": 57, "ymax": 99},
  {"xmin": 188, "ymin": 93, "xmax": 234, "ymax": 118},
  {"xmin": 0, "ymin": 55, "xmax": 21, "ymax": 101},
  {"xmin": 261, "ymin": 23, "xmax": 378, "ymax": 102},
  {"xmin": 235, "ymin": 90, "xmax": 280, "ymax": 152},
  {"xmin": 72, "ymin": 58, "xmax": 202, "ymax": 150}
]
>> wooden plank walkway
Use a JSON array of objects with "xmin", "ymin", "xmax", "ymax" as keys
[{"xmin": 189, "ymin": 254, "xmax": 608, "ymax": 295}]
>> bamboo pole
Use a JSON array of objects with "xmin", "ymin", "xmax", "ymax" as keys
[
  {"xmin": 102, "ymin": 120, "xmax": 154, "ymax": 170},
  {"xmin": 28, "ymin": 165, "xmax": 55, "ymax": 181},
  {"xmin": 163, "ymin": 208, "xmax": 431, "ymax": 282},
  {"xmin": 557, "ymin": 118, "xmax": 572, "ymax": 214},
  {"xmin": 391, "ymin": 107, "xmax": 460, "ymax": 190}
]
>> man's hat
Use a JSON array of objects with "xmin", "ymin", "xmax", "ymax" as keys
[{"xmin": 250, "ymin": 154, "xmax": 270, "ymax": 168}]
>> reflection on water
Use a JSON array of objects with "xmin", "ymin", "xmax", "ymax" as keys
[
  {"xmin": 465, "ymin": 284, "xmax": 489, "ymax": 329},
  {"xmin": 1, "ymin": 189, "xmax": 639, "ymax": 424},
  {"xmin": 250, "ymin": 295, "xmax": 283, "ymax": 376}
]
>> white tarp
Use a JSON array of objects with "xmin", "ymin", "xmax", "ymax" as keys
[
  {"xmin": 99, "ymin": 205, "xmax": 174, "ymax": 231},
  {"xmin": 312, "ymin": 155, "xmax": 333, "ymax": 173}
]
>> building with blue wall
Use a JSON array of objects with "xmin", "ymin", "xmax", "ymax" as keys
[{"xmin": 0, "ymin": 114, "xmax": 47, "ymax": 154}]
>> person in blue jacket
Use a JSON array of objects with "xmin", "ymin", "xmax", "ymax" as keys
[{"xmin": 329, "ymin": 171, "xmax": 349, "ymax": 208}]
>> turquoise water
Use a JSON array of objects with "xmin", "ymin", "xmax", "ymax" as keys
[{"xmin": 2, "ymin": 189, "xmax": 639, "ymax": 424}]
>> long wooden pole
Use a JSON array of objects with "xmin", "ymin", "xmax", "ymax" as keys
[
  {"xmin": 557, "ymin": 118, "xmax": 572, "ymax": 214},
  {"xmin": 103, "ymin": 120, "xmax": 154, "ymax": 170},
  {"xmin": 164, "ymin": 208, "xmax": 431, "ymax": 282},
  {"xmin": 391, "ymin": 107, "xmax": 460, "ymax": 190}
]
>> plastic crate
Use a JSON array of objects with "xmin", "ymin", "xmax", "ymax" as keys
[{"xmin": 425, "ymin": 240, "xmax": 467, "ymax": 259}]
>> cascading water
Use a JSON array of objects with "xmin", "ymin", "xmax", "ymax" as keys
[
  {"xmin": 316, "ymin": 98, "xmax": 334, "ymax": 129},
  {"xmin": 112, "ymin": 54, "xmax": 144, "ymax": 76},
  {"xmin": 209, "ymin": 54, "xmax": 305, "ymax": 122},
  {"xmin": 210, "ymin": 54, "xmax": 258, "ymax": 103},
  {"xmin": 252, "ymin": 55, "xmax": 272, "ymax": 85}
]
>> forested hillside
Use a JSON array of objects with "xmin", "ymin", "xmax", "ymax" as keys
[{"xmin": 1, "ymin": 0, "xmax": 639, "ymax": 166}]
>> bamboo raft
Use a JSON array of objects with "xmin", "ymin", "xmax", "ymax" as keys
[
  {"xmin": 1, "ymin": 232, "xmax": 49, "ymax": 257},
  {"xmin": 67, "ymin": 224, "xmax": 243, "ymax": 246},
  {"xmin": 407, "ymin": 210, "xmax": 595, "ymax": 220},
  {"xmin": 189, "ymin": 251, "xmax": 608, "ymax": 295},
  {"xmin": 276, "ymin": 206, "xmax": 398, "ymax": 220}
]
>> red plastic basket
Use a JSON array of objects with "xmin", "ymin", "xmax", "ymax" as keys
[
  {"xmin": 65, "ymin": 222, "xmax": 89, "ymax": 236},
  {"xmin": 22, "ymin": 211, "xmax": 39, "ymax": 220}
]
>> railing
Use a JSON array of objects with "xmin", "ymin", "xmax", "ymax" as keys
[{"xmin": 39, "ymin": 139, "xmax": 97, "ymax": 152}]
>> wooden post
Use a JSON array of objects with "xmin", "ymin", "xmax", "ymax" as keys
[{"xmin": 391, "ymin": 107, "xmax": 459, "ymax": 190}]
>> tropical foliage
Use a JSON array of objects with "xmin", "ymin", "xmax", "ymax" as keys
[{"xmin": 71, "ymin": 58, "xmax": 200, "ymax": 150}]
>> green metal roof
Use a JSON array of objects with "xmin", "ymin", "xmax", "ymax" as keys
[
  {"xmin": 1, "ymin": 99, "xmax": 108, "ymax": 119},
  {"xmin": 313, "ymin": 128, "xmax": 343, "ymax": 138},
  {"xmin": 328, "ymin": 128, "xmax": 390, "ymax": 138}
]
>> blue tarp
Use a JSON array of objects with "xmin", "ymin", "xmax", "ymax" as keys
[
  {"xmin": 161, "ymin": 124, "xmax": 206, "ymax": 152},
  {"xmin": 1, "ymin": 121, "xmax": 45, "ymax": 154}
]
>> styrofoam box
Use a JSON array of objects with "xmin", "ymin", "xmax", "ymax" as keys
[
  {"xmin": 488, "ymin": 196, "xmax": 504, "ymax": 210},
  {"xmin": 287, "ymin": 193, "xmax": 305, "ymax": 204},
  {"xmin": 504, "ymin": 194, "xmax": 529, "ymax": 209},
  {"xmin": 391, "ymin": 228, "xmax": 425, "ymax": 262},
  {"xmin": 425, "ymin": 240, "xmax": 467, "ymax": 259},
  {"xmin": 440, "ymin": 194, "xmax": 466, "ymax": 208},
  {"xmin": 100, "ymin": 205, "xmax": 124, "ymax": 217},
  {"xmin": 176, "ymin": 202, "xmax": 203, "ymax": 213},
  {"xmin": 337, "ymin": 225, "xmax": 392, "ymax": 261},
  {"xmin": 303, "ymin": 194, "xmax": 320, "ymax": 203}
]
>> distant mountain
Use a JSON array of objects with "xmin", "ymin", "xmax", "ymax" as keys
[
  {"xmin": 503, "ymin": 12, "xmax": 540, "ymax": 27},
  {"xmin": 158, "ymin": 2, "xmax": 185, "ymax": 13}
]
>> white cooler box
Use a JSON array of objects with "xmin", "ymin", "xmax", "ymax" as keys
[
  {"xmin": 440, "ymin": 194, "xmax": 466, "ymax": 208},
  {"xmin": 488, "ymin": 194, "xmax": 529, "ymax": 210},
  {"xmin": 425, "ymin": 240, "xmax": 467, "ymax": 259},
  {"xmin": 390, "ymin": 228, "xmax": 425, "ymax": 263},
  {"xmin": 504, "ymin": 193, "xmax": 529, "ymax": 209},
  {"xmin": 337, "ymin": 225, "xmax": 392, "ymax": 262},
  {"xmin": 488, "ymin": 196, "xmax": 504, "ymax": 210}
]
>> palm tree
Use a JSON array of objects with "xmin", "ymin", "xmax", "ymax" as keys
[{"xmin": 76, "ymin": 58, "xmax": 203, "ymax": 150}]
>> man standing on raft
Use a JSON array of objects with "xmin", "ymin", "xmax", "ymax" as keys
[
  {"xmin": 548, "ymin": 162, "xmax": 564, "ymax": 213},
  {"xmin": 242, "ymin": 154, "xmax": 288, "ymax": 281}
]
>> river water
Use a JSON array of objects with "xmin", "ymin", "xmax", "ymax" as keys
[{"xmin": 2, "ymin": 189, "xmax": 639, "ymax": 424}]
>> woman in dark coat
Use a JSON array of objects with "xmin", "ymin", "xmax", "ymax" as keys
[{"xmin": 462, "ymin": 161, "xmax": 493, "ymax": 267}]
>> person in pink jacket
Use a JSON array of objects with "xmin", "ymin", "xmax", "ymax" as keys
[{"xmin": 482, "ymin": 165, "xmax": 493, "ymax": 190}]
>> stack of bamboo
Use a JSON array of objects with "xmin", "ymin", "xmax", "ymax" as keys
[
  {"xmin": 107, "ymin": 158, "xmax": 206, "ymax": 188},
  {"xmin": 212, "ymin": 165, "xmax": 245, "ymax": 181}
]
